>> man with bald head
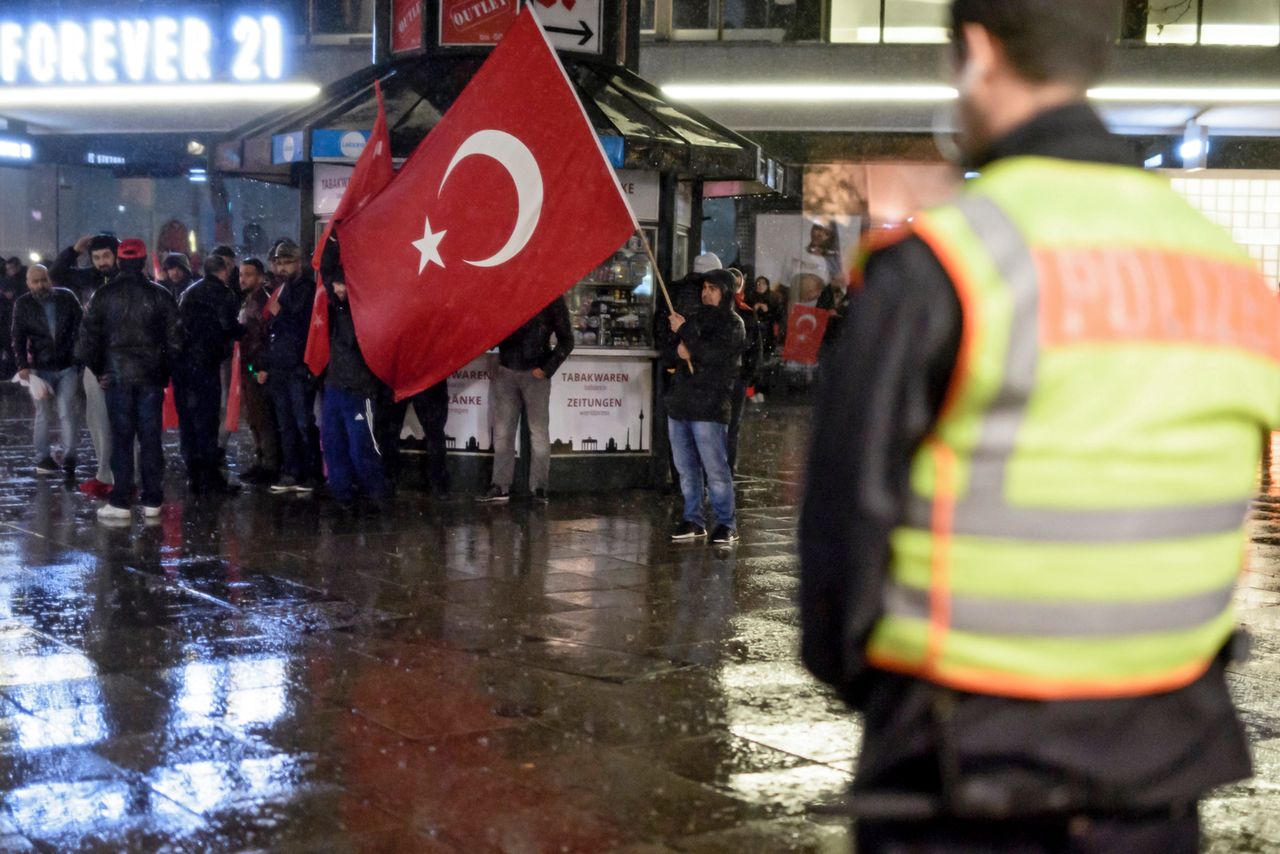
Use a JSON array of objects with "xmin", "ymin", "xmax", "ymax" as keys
[{"xmin": 11, "ymin": 264, "xmax": 84, "ymax": 475}]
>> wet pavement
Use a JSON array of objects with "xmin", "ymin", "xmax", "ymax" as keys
[{"xmin": 0, "ymin": 384, "xmax": 1277, "ymax": 852}]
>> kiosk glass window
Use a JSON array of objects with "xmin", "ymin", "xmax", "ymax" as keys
[
  {"xmin": 1201, "ymin": 0, "xmax": 1280, "ymax": 45},
  {"xmin": 567, "ymin": 229, "xmax": 656, "ymax": 349},
  {"xmin": 830, "ymin": 0, "xmax": 948, "ymax": 42}
]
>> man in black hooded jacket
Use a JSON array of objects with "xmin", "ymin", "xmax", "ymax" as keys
[{"xmin": 664, "ymin": 269, "xmax": 744, "ymax": 545}]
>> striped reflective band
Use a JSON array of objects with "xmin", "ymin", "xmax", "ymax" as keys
[
  {"xmin": 884, "ymin": 580, "xmax": 1235, "ymax": 637},
  {"xmin": 908, "ymin": 195, "xmax": 1251, "ymax": 543}
]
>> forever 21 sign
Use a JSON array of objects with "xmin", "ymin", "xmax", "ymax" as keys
[{"xmin": 0, "ymin": 14, "xmax": 288, "ymax": 85}]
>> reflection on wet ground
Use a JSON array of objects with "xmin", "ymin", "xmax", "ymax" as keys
[{"xmin": 0, "ymin": 387, "xmax": 1277, "ymax": 852}]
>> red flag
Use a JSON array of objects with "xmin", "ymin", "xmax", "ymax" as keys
[
  {"xmin": 162, "ymin": 382, "xmax": 179, "ymax": 430},
  {"xmin": 782, "ymin": 305, "xmax": 832, "ymax": 365},
  {"xmin": 306, "ymin": 81, "xmax": 396, "ymax": 376},
  {"xmin": 337, "ymin": 8, "xmax": 637, "ymax": 400}
]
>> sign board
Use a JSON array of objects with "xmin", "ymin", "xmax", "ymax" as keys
[
  {"xmin": 439, "ymin": 0, "xmax": 519, "ymax": 46},
  {"xmin": 549, "ymin": 357, "xmax": 652, "ymax": 455},
  {"xmin": 272, "ymin": 131, "xmax": 304, "ymax": 164},
  {"xmin": 443, "ymin": 354, "xmax": 497, "ymax": 452},
  {"xmin": 312, "ymin": 129, "xmax": 370, "ymax": 160},
  {"xmin": 0, "ymin": 14, "xmax": 287, "ymax": 85},
  {"xmin": 313, "ymin": 163, "xmax": 354, "ymax": 216},
  {"xmin": 536, "ymin": 0, "xmax": 602, "ymax": 55},
  {"xmin": 615, "ymin": 170, "xmax": 659, "ymax": 222},
  {"xmin": 0, "ymin": 136, "xmax": 33, "ymax": 163},
  {"xmin": 391, "ymin": 0, "xmax": 425, "ymax": 53}
]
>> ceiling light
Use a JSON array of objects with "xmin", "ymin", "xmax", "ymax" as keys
[
  {"xmin": 661, "ymin": 83, "xmax": 1280, "ymax": 105},
  {"xmin": 0, "ymin": 83, "xmax": 320, "ymax": 108}
]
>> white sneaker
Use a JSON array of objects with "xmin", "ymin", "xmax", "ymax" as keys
[
  {"xmin": 142, "ymin": 504, "xmax": 162, "ymax": 518},
  {"xmin": 96, "ymin": 504, "xmax": 131, "ymax": 521}
]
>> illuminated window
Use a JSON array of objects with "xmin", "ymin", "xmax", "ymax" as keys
[{"xmin": 830, "ymin": 0, "xmax": 948, "ymax": 43}]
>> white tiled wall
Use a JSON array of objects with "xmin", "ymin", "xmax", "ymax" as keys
[{"xmin": 1168, "ymin": 171, "xmax": 1280, "ymax": 291}]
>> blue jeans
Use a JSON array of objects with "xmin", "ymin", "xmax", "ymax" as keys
[
  {"xmin": 270, "ymin": 370, "xmax": 316, "ymax": 482},
  {"xmin": 105, "ymin": 384, "xmax": 165, "ymax": 508},
  {"xmin": 32, "ymin": 366, "xmax": 82, "ymax": 462},
  {"xmin": 321, "ymin": 386, "xmax": 388, "ymax": 502},
  {"xmin": 668, "ymin": 419, "xmax": 735, "ymax": 529}
]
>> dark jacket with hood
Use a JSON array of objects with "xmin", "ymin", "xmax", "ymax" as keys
[
  {"xmin": 799, "ymin": 102, "xmax": 1252, "ymax": 815},
  {"xmin": 178, "ymin": 275, "xmax": 242, "ymax": 372},
  {"xmin": 12, "ymin": 288, "xmax": 83, "ymax": 371},
  {"xmin": 76, "ymin": 270, "xmax": 182, "ymax": 387},
  {"xmin": 50, "ymin": 245, "xmax": 116, "ymax": 308},
  {"xmin": 497, "ymin": 296, "xmax": 574, "ymax": 376},
  {"xmin": 663, "ymin": 272, "xmax": 745, "ymax": 423},
  {"xmin": 321, "ymin": 267, "xmax": 382, "ymax": 398}
]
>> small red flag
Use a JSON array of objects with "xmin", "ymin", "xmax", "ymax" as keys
[
  {"xmin": 162, "ymin": 382, "xmax": 179, "ymax": 430},
  {"xmin": 781, "ymin": 305, "xmax": 832, "ymax": 365},
  {"xmin": 223, "ymin": 343, "xmax": 242, "ymax": 434},
  {"xmin": 337, "ymin": 8, "xmax": 637, "ymax": 400},
  {"xmin": 305, "ymin": 81, "xmax": 396, "ymax": 377}
]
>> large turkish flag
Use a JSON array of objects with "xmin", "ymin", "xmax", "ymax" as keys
[
  {"xmin": 305, "ymin": 81, "xmax": 395, "ymax": 377},
  {"xmin": 337, "ymin": 7, "xmax": 637, "ymax": 400}
]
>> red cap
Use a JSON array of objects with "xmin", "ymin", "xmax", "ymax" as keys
[{"xmin": 117, "ymin": 238, "xmax": 147, "ymax": 260}]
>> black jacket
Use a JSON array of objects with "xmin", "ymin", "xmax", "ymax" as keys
[
  {"xmin": 653, "ymin": 273, "xmax": 705, "ymax": 359},
  {"xmin": 663, "ymin": 302, "xmax": 744, "ymax": 423},
  {"xmin": 322, "ymin": 279, "xmax": 382, "ymax": 398},
  {"xmin": 50, "ymin": 246, "xmax": 116, "ymax": 308},
  {"xmin": 733, "ymin": 301, "xmax": 761, "ymax": 385},
  {"xmin": 265, "ymin": 274, "xmax": 317, "ymax": 376},
  {"xmin": 497, "ymin": 296, "xmax": 574, "ymax": 376},
  {"xmin": 76, "ymin": 271, "xmax": 182, "ymax": 387},
  {"xmin": 799, "ymin": 102, "xmax": 1252, "ymax": 812},
  {"xmin": 12, "ymin": 289, "xmax": 83, "ymax": 371},
  {"xmin": 178, "ymin": 276, "xmax": 242, "ymax": 371}
]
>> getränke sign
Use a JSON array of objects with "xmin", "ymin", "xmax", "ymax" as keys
[{"xmin": 0, "ymin": 13, "xmax": 287, "ymax": 85}]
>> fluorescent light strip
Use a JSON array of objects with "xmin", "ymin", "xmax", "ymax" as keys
[
  {"xmin": 0, "ymin": 83, "xmax": 321, "ymax": 107},
  {"xmin": 662, "ymin": 83, "xmax": 1280, "ymax": 104}
]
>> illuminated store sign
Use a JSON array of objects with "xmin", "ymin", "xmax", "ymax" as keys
[
  {"xmin": 0, "ymin": 14, "xmax": 286, "ymax": 85},
  {"xmin": 0, "ymin": 136, "xmax": 34, "ymax": 161}
]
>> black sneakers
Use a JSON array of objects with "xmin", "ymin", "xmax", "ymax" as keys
[
  {"xmin": 477, "ymin": 485, "xmax": 510, "ymax": 503},
  {"xmin": 710, "ymin": 525, "xmax": 740, "ymax": 545},
  {"xmin": 670, "ymin": 521, "xmax": 708, "ymax": 541}
]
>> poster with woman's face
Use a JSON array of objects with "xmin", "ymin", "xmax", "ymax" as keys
[{"xmin": 753, "ymin": 214, "xmax": 860, "ymax": 307}]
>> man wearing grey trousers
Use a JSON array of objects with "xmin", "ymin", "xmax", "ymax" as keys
[{"xmin": 478, "ymin": 295, "xmax": 573, "ymax": 503}]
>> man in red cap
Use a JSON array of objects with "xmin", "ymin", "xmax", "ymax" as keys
[{"xmin": 76, "ymin": 239, "xmax": 182, "ymax": 522}]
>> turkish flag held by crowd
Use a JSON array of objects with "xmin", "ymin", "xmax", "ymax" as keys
[
  {"xmin": 304, "ymin": 81, "xmax": 396, "ymax": 376},
  {"xmin": 781, "ymin": 305, "xmax": 832, "ymax": 365},
  {"xmin": 337, "ymin": 7, "xmax": 637, "ymax": 400}
]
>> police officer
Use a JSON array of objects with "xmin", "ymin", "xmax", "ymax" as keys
[{"xmin": 799, "ymin": 1, "xmax": 1280, "ymax": 851}]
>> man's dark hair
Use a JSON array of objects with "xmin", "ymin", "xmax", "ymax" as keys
[
  {"xmin": 951, "ymin": 0, "xmax": 1118, "ymax": 87},
  {"xmin": 87, "ymin": 234, "xmax": 120, "ymax": 255},
  {"xmin": 211, "ymin": 244, "xmax": 236, "ymax": 259},
  {"xmin": 203, "ymin": 254, "xmax": 230, "ymax": 278},
  {"xmin": 241, "ymin": 257, "xmax": 265, "ymax": 274}
]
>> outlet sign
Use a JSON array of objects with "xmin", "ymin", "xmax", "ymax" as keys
[{"xmin": 0, "ymin": 14, "xmax": 288, "ymax": 85}]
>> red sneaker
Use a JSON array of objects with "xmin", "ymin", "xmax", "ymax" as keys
[{"xmin": 78, "ymin": 479, "xmax": 113, "ymax": 500}]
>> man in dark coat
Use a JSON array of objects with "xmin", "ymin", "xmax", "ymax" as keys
[
  {"xmin": 175, "ymin": 254, "xmax": 242, "ymax": 494},
  {"xmin": 664, "ymin": 269, "xmax": 744, "ymax": 544},
  {"xmin": 51, "ymin": 233, "xmax": 119, "ymax": 497},
  {"xmin": 260, "ymin": 240, "xmax": 320, "ymax": 494},
  {"xmin": 236, "ymin": 258, "xmax": 280, "ymax": 485},
  {"xmin": 11, "ymin": 264, "xmax": 83, "ymax": 475},
  {"xmin": 725, "ymin": 268, "xmax": 761, "ymax": 475},
  {"xmin": 0, "ymin": 256, "xmax": 27, "ymax": 379},
  {"xmin": 75, "ymin": 239, "xmax": 182, "ymax": 521},
  {"xmin": 160, "ymin": 252, "xmax": 195, "ymax": 303}
]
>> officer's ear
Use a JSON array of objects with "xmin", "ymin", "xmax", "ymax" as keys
[{"xmin": 956, "ymin": 23, "xmax": 1001, "ymax": 93}]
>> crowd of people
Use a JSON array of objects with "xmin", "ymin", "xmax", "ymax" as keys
[{"xmin": 6, "ymin": 232, "xmax": 762, "ymax": 544}]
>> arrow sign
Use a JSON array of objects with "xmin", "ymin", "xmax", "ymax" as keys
[
  {"xmin": 545, "ymin": 20, "xmax": 593, "ymax": 46},
  {"xmin": 537, "ymin": 0, "xmax": 602, "ymax": 54}
]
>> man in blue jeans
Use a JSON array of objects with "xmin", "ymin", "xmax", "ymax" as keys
[
  {"xmin": 75, "ymin": 239, "xmax": 182, "ymax": 522},
  {"xmin": 663, "ymin": 269, "xmax": 745, "ymax": 544},
  {"xmin": 11, "ymin": 264, "xmax": 83, "ymax": 476}
]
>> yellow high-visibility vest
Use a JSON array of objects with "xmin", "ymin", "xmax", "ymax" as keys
[{"xmin": 865, "ymin": 156, "xmax": 1280, "ymax": 700}]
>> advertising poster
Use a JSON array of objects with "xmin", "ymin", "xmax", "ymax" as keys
[
  {"xmin": 439, "ymin": 0, "xmax": 519, "ymax": 46},
  {"xmin": 549, "ymin": 358, "xmax": 652, "ymax": 455},
  {"xmin": 443, "ymin": 354, "xmax": 497, "ymax": 453},
  {"xmin": 392, "ymin": 0, "xmax": 424, "ymax": 53}
]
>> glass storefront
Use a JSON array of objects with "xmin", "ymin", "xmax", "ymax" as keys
[{"xmin": 567, "ymin": 230, "xmax": 656, "ymax": 350}]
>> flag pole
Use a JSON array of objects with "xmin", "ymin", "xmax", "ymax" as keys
[{"xmin": 633, "ymin": 228, "xmax": 694, "ymax": 374}]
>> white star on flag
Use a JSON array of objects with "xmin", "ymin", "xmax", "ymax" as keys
[{"xmin": 412, "ymin": 213, "xmax": 447, "ymax": 274}]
